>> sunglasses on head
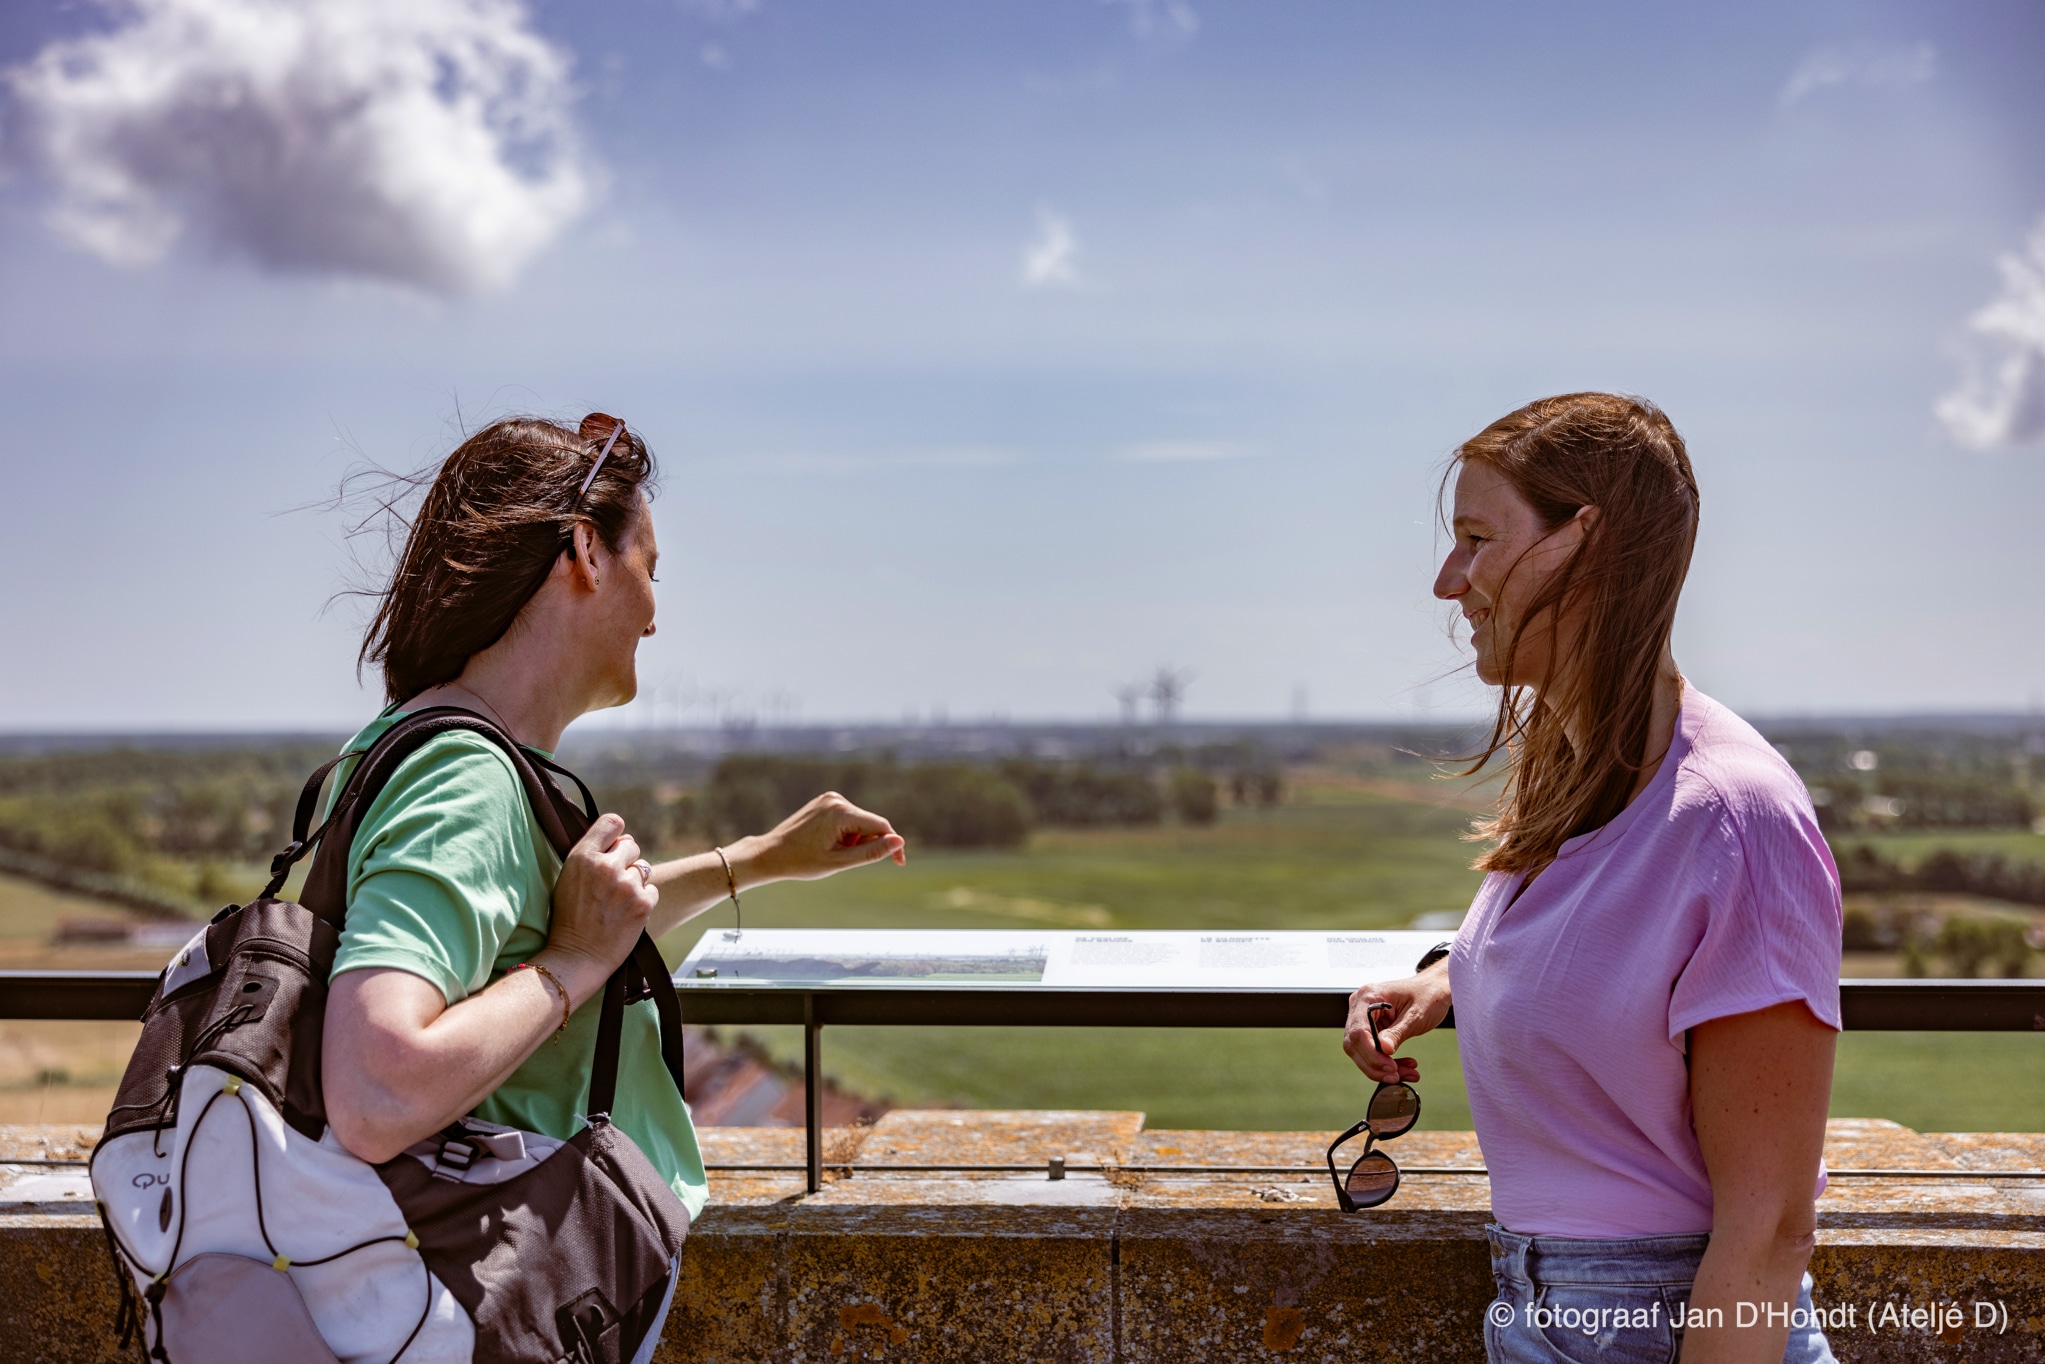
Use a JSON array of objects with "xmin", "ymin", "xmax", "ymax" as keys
[
  {"xmin": 572, "ymin": 415, "xmax": 628, "ymax": 511},
  {"xmin": 1324, "ymin": 1002, "xmax": 1421, "ymax": 1211}
]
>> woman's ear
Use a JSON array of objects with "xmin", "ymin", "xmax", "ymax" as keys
[
  {"xmin": 569, "ymin": 524, "xmax": 602, "ymax": 590},
  {"xmin": 1550, "ymin": 504, "xmax": 1599, "ymax": 557}
]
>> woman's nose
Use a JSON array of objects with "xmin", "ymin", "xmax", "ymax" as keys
[{"xmin": 1433, "ymin": 553, "xmax": 1467, "ymax": 602}]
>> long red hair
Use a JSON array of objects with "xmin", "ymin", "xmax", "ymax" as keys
[{"xmin": 1451, "ymin": 393, "xmax": 1700, "ymax": 875}]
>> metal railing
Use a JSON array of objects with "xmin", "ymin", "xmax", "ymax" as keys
[{"xmin": 2, "ymin": 972, "xmax": 2040, "ymax": 1193}]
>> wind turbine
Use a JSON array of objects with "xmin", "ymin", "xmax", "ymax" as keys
[{"xmin": 1148, "ymin": 666, "xmax": 1193, "ymax": 726}]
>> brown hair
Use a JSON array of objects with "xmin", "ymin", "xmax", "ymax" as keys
[
  {"xmin": 359, "ymin": 413, "xmax": 658, "ymax": 704},
  {"xmin": 1450, "ymin": 393, "xmax": 1699, "ymax": 875}
]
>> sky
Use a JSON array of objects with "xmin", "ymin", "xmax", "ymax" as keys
[{"xmin": 0, "ymin": 0, "xmax": 2041, "ymax": 732}]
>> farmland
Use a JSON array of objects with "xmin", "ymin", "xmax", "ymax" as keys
[
  {"xmin": 2, "ymin": 722, "xmax": 2042, "ymax": 1133},
  {"xmin": 646, "ymin": 782, "xmax": 2045, "ymax": 1133}
]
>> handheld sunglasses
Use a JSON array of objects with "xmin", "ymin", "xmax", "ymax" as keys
[{"xmin": 1324, "ymin": 1002, "xmax": 1421, "ymax": 1211}]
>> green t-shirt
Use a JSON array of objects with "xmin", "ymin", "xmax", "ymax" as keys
[{"xmin": 327, "ymin": 711, "xmax": 707, "ymax": 1218}]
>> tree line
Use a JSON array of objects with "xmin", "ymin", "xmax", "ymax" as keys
[
  {"xmin": 1833, "ymin": 843, "xmax": 2045, "ymax": 908},
  {"xmin": 1811, "ymin": 775, "xmax": 2035, "ymax": 832},
  {"xmin": 614, "ymin": 753, "xmax": 1286, "ymax": 851},
  {"xmin": 0, "ymin": 744, "xmax": 1289, "ymax": 908}
]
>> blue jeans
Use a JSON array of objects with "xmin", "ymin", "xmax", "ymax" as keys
[{"xmin": 1484, "ymin": 1224, "xmax": 1837, "ymax": 1364}]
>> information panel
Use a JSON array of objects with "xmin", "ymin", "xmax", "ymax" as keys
[{"xmin": 673, "ymin": 928, "xmax": 1449, "ymax": 991}]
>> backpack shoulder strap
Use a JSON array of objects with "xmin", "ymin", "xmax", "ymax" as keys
[
  {"xmin": 266, "ymin": 708, "xmax": 687, "ymax": 1112},
  {"xmin": 286, "ymin": 708, "xmax": 592, "ymax": 928},
  {"xmin": 587, "ymin": 933, "xmax": 691, "ymax": 1119}
]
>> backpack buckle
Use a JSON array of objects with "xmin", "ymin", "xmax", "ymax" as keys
[
  {"xmin": 268, "ymin": 842, "xmax": 304, "ymax": 878},
  {"xmin": 433, "ymin": 1136, "xmax": 479, "ymax": 1182},
  {"xmin": 620, "ymin": 956, "xmax": 654, "ymax": 1006},
  {"xmin": 474, "ymin": 1129, "xmax": 526, "ymax": 1162}
]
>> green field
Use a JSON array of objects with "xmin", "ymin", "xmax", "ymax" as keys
[
  {"xmin": 1831, "ymin": 827, "xmax": 2045, "ymax": 866},
  {"xmin": 654, "ymin": 789, "xmax": 2045, "ymax": 1134},
  {"xmin": 661, "ymin": 785, "xmax": 1487, "ymax": 942},
  {"xmin": 6, "ymin": 782, "xmax": 2040, "ymax": 1134}
]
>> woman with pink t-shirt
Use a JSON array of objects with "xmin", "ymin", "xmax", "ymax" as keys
[{"xmin": 1346, "ymin": 393, "xmax": 1841, "ymax": 1364}]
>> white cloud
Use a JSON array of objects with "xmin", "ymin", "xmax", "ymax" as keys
[
  {"xmin": 1937, "ymin": 218, "xmax": 2045, "ymax": 450},
  {"xmin": 1103, "ymin": 0, "xmax": 1199, "ymax": 47},
  {"xmin": 1022, "ymin": 207, "xmax": 1078, "ymax": 288},
  {"xmin": 1779, "ymin": 41, "xmax": 1936, "ymax": 108},
  {"xmin": 4, "ymin": 0, "xmax": 593, "ymax": 295},
  {"xmin": 1115, "ymin": 440, "xmax": 1249, "ymax": 464},
  {"xmin": 700, "ymin": 43, "xmax": 732, "ymax": 70}
]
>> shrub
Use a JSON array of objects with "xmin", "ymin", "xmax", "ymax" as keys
[
  {"xmin": 1169, "ymin": 768, "xmax": 1218, "ymax": 825},
  {"xmin": 705, "ymin": 774, "xmax": 783, "ymax": 845},
  {"xmin": 193, "ymin": 860, "xmax": 233, "ymax": 906},
  {"xmin": 1832, "ymin": 843, "xmax": 2045, "ymax": 908},
  {"xmin": 159, "ymin": 779, "xmax": 264, "ymax": 857},
  {"xmin": 1230, "ymin": 765, "xmax": 1284, "ymax": 808},
  {"xmin": 0, "ymin": 795, "xmax": 150, "ymax": 875},
  {"xmin": 1841, "ymin": 906, "xmax": 1899, "ymax": 952},
  {"xmin": 1936, "ymin": 918, "xmax": 1996, "ymax": 978},
  {"xmin": 998, "ymin": 760, "xmax": 1162, "ymax": 827},
  {"xmin": 1932, "ymin": 917, "xmax": 2031, "ymax": 979},
  {"xmin": 703, "ymin": 755, "xmax": 1032, "ymax": 849},
  {"xmin": 1876, "ymin": 777, "xmax": 2033, "ymax": 830},
  {"xmin": 593, "ymin": 782, "xmax": 694, "ymax": 854},
  {"xmin": 871, "ymin": 765, "xmax": 1031, "ymax": 849},
  {"xmin": 703, "ymin": 756, "xmax": 874, "ymax": 843}
]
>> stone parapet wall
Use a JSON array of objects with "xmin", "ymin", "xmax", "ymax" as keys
[{"xmin": 0, "ymin": 1114, "xmax": 2039, "ymax": 1361}]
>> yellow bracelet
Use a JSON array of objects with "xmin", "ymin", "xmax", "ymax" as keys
[{"xmin": 513, "ymin": 962, "xmax": 573, "ymax": 1043}]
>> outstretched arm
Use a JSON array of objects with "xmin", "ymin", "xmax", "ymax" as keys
[{"xmin": 643, "ymin": 791, "xmax": 906, "ymax": 937}]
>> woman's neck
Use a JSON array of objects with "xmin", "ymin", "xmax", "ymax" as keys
[
  {"xmin": 407, "ymin": 635, "xmax": 596, "ymax": 754},
  {"xmin": 1630, "ymin": 665, "xmax": 1685, "ymax": 799},
  {"xmin": 1554, "ymin": 651, "xmax": 1685, "ymax": 803}
]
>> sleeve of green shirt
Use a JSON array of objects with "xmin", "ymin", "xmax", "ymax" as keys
[{"xmin": 331, "ymin": 733, "xmax": 558, "ymax": 1005}]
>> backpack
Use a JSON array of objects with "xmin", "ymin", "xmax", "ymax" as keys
[{"xmin": 90, "ymin": 708, "xmax": 694, "ymax": 1364}]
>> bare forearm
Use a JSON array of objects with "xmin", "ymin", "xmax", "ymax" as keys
[
  {"xmin": 644, "ymin": 792, "xmax": 907, "ymax": 939},
  {"xmin": 1684, "ymin": 1001, "xmax": 1834, "ymax": 1363},
  {"xmin": 326, "ymin": 958, "xmax": 600, "ymax": 1163},
  {"xmin": 646, "ymin": 840, "xmax": 755, "ymax": 938},
  {"xmin": 1679, "ymin": 1227, "xmax": 1815, "ymax": 1364}
]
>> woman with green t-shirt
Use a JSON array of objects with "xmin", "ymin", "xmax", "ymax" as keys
[{"xmin": 320, "ymin": 412, "xmax": 906, "ymax": 1230}]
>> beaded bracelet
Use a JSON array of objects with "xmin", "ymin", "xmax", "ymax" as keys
[{"xmin": 512, "ymin": 961, "xmax": 573, "ymax": 1043}]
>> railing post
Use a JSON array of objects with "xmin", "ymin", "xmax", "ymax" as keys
[{"xmin": 804, "ymin": 993, "xmax": 821, "ymax": 1195}]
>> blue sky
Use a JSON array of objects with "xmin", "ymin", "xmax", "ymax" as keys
[{"xmin": 1, "ymin": 0, "xmax": 2041, "ymax": 731}]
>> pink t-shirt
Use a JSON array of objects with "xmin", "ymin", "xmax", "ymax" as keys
[{"xmin": 1449, "ymin": 687, "xmax": 1842, "ymax": 1238}]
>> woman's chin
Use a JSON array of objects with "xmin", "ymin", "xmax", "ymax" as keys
[{"xmin": 596, "ymin": 672, "xmax": 639, "ymax": 711}]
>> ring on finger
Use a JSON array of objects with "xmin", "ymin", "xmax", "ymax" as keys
[{"xmin": 632, "ymin": 858, "xmax": 654, "ymax": 887}]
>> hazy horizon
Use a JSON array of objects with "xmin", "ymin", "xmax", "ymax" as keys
[{"xmin": 1, "ymin": 705, "xmax": 2040, "ymax": 747}]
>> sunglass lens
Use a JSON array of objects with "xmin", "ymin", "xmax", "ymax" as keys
[
  {"xmin": 1344, "ymin": 1151, "xmax": 1399, "ymax": 1207},
  {"xmin": 1367, "ymin": 1082, "xmax": 1420, "ymax": 1137}
]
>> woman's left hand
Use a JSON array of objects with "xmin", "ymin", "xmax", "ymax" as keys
[{"xmin": 732, "ymin": 791, "xmax": 907, "ymax": 885}]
